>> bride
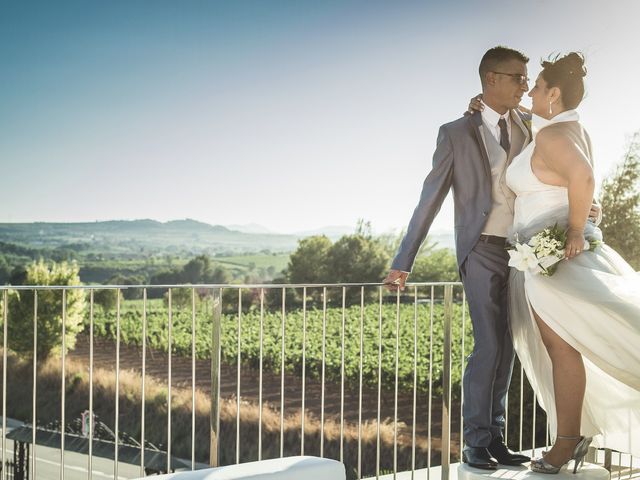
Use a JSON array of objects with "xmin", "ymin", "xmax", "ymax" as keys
[{"xmin": 504, "ymin": 52, "xmax": 640, "ymax": 473}]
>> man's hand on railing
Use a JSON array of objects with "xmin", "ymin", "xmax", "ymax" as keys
[{"xmin": 383, "ymin": 270, "xmax": 408, "ymax": 292}]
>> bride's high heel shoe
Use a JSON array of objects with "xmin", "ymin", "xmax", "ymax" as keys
[{"xmin": 530, "ymin": 435, "xmax": 592, "ymax": 474}]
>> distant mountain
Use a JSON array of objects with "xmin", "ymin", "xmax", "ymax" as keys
[
  {"xmin": 0, "ymin": 219, "xmax": 456, "ymax": 256},
  {"xmin": 164, "ymin": 218, "xmax": 231, "ymax": 233},
  {"xmin": 225, "ymin": 223, "xmax": 276, "ymax": 234},
  {"xmin": 228, "ymin": 224, "xmax": 356, "ymax": 238},
  {"xmin": 0, "ymin": 219, "xmax": 298, "ymax": 255}
]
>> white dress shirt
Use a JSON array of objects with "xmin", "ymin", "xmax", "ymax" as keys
[{"xmin": 481, "ymin": 101, "xmax": 511, "ymax": 146}]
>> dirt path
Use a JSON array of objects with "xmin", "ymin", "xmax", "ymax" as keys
[{"xmin": 69, "ymin": 334, "xmax": 461, "ymax": 454}]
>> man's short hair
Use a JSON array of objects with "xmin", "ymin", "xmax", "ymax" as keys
[{"xmin": 479, "ymin": 46, "xmax": 529, "ymax": 86}]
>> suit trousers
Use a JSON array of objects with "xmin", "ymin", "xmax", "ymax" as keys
[{"xmin": 460, "ymin": 239, "xmax": 515, "ymax": 448}]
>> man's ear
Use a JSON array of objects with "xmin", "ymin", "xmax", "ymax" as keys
[{"xmin": 485, "ymin": 71, "xmax": 496, "ymax": 87}]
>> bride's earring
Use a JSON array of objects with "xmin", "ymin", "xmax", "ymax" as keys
[{"xmin": 548, "ymin": 100, "xmax": 553, "ymax": 116}]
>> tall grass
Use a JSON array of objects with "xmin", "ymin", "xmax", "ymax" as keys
[{"xmin": 0, "ymin": 350, "xmax": 446, "ymax": 478}]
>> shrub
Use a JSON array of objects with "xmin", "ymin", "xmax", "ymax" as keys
[{"xmin": 3, "ymin": 260, "xmax": 85, "ymax": 357}]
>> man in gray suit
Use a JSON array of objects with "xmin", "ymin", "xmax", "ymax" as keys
[{"xmin": 384, "ymin": 46, "xmax": 534, "ymax": 470}]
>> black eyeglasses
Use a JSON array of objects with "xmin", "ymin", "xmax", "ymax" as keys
[{"xmin": 492, "ymin": 71, "xmax": 529, "ymax": 85}]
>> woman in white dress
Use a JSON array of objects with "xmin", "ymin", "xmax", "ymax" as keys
[{"xmin": 504, "ymin": 52, "xmax": 640, "ymax": 473}]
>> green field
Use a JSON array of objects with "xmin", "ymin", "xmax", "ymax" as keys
[
  {"xmin": 215, "ymin": 253, "xmax": 290, "ymax": 272},
  {"xmin": 89, "ymin": 295, "xmax": 472, "ymax": 396},
  {"xmin": 76, "ymin": 252, "xmax": 289, "ymax": 284}
]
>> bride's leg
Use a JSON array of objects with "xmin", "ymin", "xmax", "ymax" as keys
[{"xmin": 532, "ymin": 308, "xmax": 586, "ymax": 466}]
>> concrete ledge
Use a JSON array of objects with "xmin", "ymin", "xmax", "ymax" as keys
[
  {"xmin": 369, "ymin": 459, "xmax": 612, "ymax": 480},
  {"xmin": 133, "ymin": 456, "xmax": 345, "ymax": 480},
  {"xmin": 458, "ymin": 461, "xmax": 610, "ymax": 480}
]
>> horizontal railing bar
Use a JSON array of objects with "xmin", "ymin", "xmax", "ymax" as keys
[{"xmin": 0, "ymin": 281, "xmax": 463, "ymax": 290}]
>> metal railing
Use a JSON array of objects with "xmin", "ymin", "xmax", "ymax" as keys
[{"xmin": 0, "ymin": 283, "xmax": 636, "ymax": 480}]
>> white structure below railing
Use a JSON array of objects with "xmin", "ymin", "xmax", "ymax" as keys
[{"xmin": 132, "ymin": 456, "xmax": 345, "ymax": 480}]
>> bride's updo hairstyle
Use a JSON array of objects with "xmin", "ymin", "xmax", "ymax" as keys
[{"xmin": 540, "ymin": 52, "xmax": 587, "ymax": 109}]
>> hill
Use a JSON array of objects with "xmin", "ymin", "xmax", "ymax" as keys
[{"xmin": 0, "ymin": 219, "xmax": 299, "ymax": 256}]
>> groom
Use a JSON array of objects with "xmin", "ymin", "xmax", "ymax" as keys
[{"xmin": 384, "ymin": 46, "xmax": 533, "ymax": 469}]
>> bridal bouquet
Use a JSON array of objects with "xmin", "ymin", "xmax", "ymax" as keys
[{"xmin": 508, "ymin": 224, "xmax": 600, "ymax": 277}]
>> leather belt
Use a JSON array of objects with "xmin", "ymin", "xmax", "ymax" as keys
[{"xmin": 478, "ymin": 234, "xmax": 508, "ymax": 246}]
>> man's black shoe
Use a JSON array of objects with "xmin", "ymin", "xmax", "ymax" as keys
[
  {"xmin": 462, "ymin": 447, "xmax": 498, "ymax": 470},
  {"xmin": 487, "ymin": 437, "xmax": 530, "ymax": 465}
]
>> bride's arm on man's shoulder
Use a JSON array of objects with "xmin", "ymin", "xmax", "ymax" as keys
[
  {"xmin": 464, "ymin": 93, "xmax": 530, "ymax": 115},
  {"xmin": 536, "ymin": 128, "xmax": 595, "ymax": 258}
]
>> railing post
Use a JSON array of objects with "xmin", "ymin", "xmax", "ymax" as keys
[
  {"xmin": 210, "ymin": 288, "xmax": 222, "ymax": 467},
  {"xmin": 441, "ymin": 285, "xmax": 453, "ymax": 480},
  {"xmin": 2, "ymin": 290, "xmax": 8, "ymax": 480},
  {"xmin": 604, "ymin": 448, "xmax": 612, "ymax": 472}
]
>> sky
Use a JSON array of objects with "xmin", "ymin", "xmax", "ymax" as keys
[{"xmin": 2, "ymin": 0, "xmax": 639, "ymax": 235}]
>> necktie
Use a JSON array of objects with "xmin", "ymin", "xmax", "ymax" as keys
[{"xmin": 498, "ymin": 117, "xmax": 510, "ymax": 153}]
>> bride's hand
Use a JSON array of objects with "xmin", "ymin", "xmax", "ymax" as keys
[
  {"xmin": 465, "ymin": 93, "xmax": 531, "ymax": 115},
  {"xmin": 565, "ymin": 228, "xmax": 588, "ymax": 259},
  {"xmin": 466, "ymin": 94, "xmax": 483, "ymax": 114}
]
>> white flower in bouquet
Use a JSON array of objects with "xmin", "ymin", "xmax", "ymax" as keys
[
  {"xmin": 508, "ymin": 223, "xmax": 600, "ymax": 277},
  {"xmin": 508, "ymin": 243, "xmax": 542, "ymax": 273}
]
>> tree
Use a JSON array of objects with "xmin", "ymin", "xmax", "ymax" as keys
[
  {"xmin": 599, "ymin": 132, "xmax": 640, "ymax": 269},
  {"xmin": 380, "ymin": 224, "xmax": 443, "ymax": 261},
  {"xmin": 3, "ymin": 260, "xmax": 85, "ymax": 357},
  {"xmin": 0, "ymin": 256, "xmax": 11, "ymax": 285},
  {"xmin": 92, "ymin": 288, "xmax": 124, "ymax": 311},
  {"xmin": 8, "ymin": 265, "xmax": 27, "ymax": 285},
  {"xmin": 411, "ymin": 248, "xmax": 459, "ymax": 282},
  {"xmin": 325, "ymin": 233, "xmax": 390, "ymax": 304},
  {"xmin": 150, "ymin": 269, "xmax": 180, "ymax": 285},
  {"xmin": 208, "ymin": 266, "xmax": 232, "ymax": 284},
  {"xmin": 106, "ymin": 274, "xmax": 145, "ymax": 300},
  {"xmin": 355, "ymin": 218, "xmax": 373, "ymax": 238},
  {"xmin": 181, "ymin": 255, "xmax": 212, "ymax": 283},
  {"xmin": 163, "ymin": 287, "xmax": 201, "ymax": 309},
  {"xmin": 325, "ymin": 235, "xmax": 389, "ymax": 284},
  {"xmin": 286, "ymin": 235, "xmax": 332, "ymax": 284}
]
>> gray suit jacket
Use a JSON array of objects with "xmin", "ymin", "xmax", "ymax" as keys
[{"xmin": 391, "ymin": 110, "xmax": 531, "ymax": 271}]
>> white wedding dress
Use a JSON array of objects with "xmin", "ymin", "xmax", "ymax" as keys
[{"xmin": 505, "ymin": 109, "xmax": 640, "ymax": 456}]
